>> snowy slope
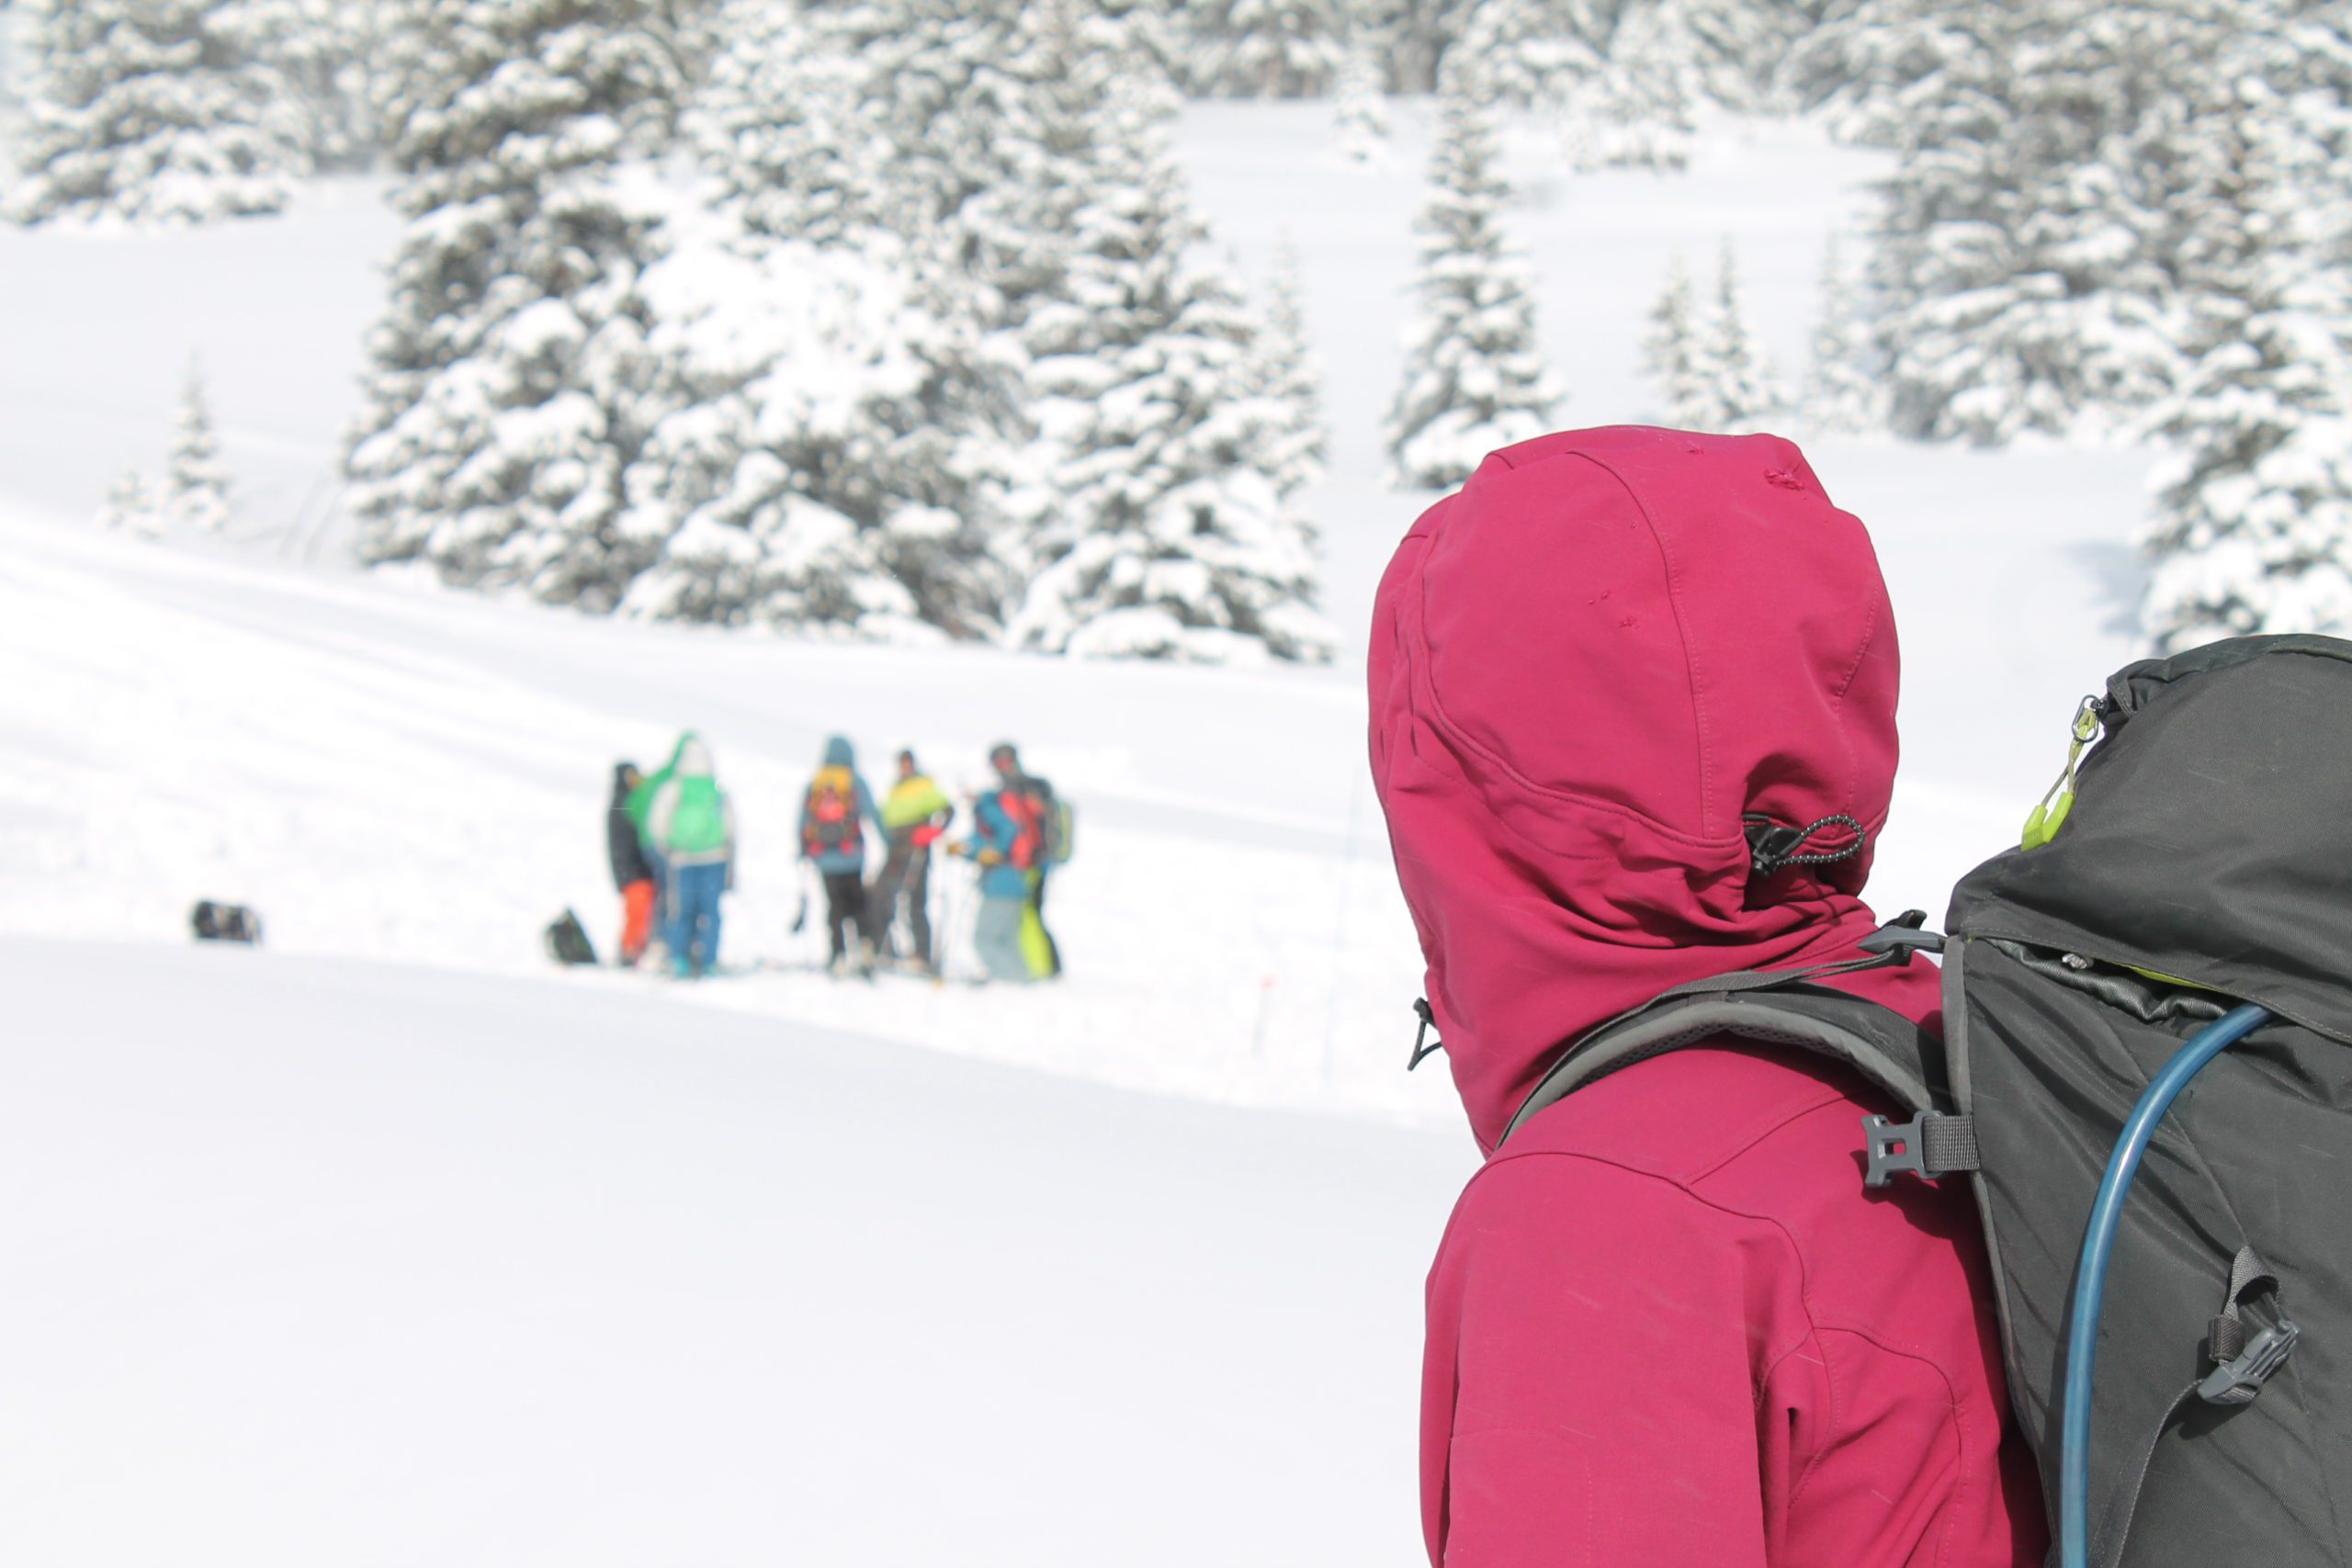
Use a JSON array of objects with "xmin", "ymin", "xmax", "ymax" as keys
[
  {"xmin": 0, "ymin": 101, "xmax": 2159, "ymax": 1129},
  {"xmin": 0, "ymin": 937, "xmax": 1470, "ymax": 1565}
]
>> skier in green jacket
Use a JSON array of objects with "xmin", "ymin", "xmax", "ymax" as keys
[{"xmin": 644, "ymin": 733, "xmax": 735, "ymax": 978}]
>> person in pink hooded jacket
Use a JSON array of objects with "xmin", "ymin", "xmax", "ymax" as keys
[{"xmin": 1368, "ymin": 427, "xmax": 2047, "ymax": 1567}]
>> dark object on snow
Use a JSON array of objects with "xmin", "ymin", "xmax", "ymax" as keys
[
  {"xmin": 544, "ymin": 908, "xmax": 598, "ymax": 966},
  {"xmin": 1498, "ymin": 636, "xmax": 2352, "ymax": 1568},
  {"xmin": 189, "ymin": 900, "xmax": 263, "ymax": 944}
]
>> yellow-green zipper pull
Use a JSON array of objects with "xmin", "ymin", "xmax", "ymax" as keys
[{"xmin": 2022, "ymin": 695, "xmax": 2105, "ymax": 850}]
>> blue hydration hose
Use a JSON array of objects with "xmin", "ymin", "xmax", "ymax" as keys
[{"xmin": 2059, "ymin": 1002, "xmax": 2271, "ymax": 1568}]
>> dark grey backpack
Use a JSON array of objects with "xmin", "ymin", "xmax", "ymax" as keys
[
  {"xmin": 1496, "ymin": 635, "xmax": 2352, "ymax": 1568},
  {"xmin": 544, "ymin": 908, "xmax": 598, "ymax": 967}
]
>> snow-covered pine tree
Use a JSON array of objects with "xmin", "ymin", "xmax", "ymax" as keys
[
  {"xmin": 617, "ymin": 0, "xmax": 1023, "ymax": 641},
  {"xmin": 686, "ymin": 0, "xmax": 877, "ymax": 246},
  {"xmin": 6, "ymin": 0, "xmax": 311, "ymax": 225},
  {"xmin": 165, "ymin": 363, "xmax": 231, "ymax": 532},
  {"xmin": 621, "ymin": 220, "xmax": 1022, "ymax": 640},
  {"xmin": 1331, "ymin": 39, "xmax": 1393, "ymax": 162},
  {"xmin": 1629, "ymin": 0, "xmax": 1804, "ymax": 118},
  {"xmin": 966, "ymin": 0, "xmax": 1128, "ymax": 343},
  {"xmin": 2142, "ymin": 15, "xmax": 2352, "ymax": 650},
  {"xmin": 248, "ymin": 0, "xmax": 387, "ymax": 172},
  {"xmin": 345, "ymin": 0, "xmax": 687, "ymax": 609},
  {"xmin": 1091, "ymin": 0, "xmax": 1188, "ymax": 86},
  {"xmin": 96, "ymin": 466, "xmax": 164, "ymax": 538},
  {"xmin": 1690, "ymin": 238, "xmax": 1784, "ymax": 429},
  {"xmin": 1354, "ymin": 0, "xmax": 1463, "ymax": 93},
  {"xmin": 1866, "ymin": 0, "xmax": 2228, "ymax": 445},
  {"xmin": 1563, "ymin": 1, "xmax": 1698, "ymax": 171},
  {"xmin": 808, "ymin": 0, "xmax": 1131, "ymax": 347},
  {"xmin": 1254, "ymin": 240, "xmax": 1328, "ymax": 498},
  {"xmin": 1801, "ymin": 231, "xmax": 1880, "ymax": 433},
  {"xmin": 1641, "ymin": 250, "xmax": 1709, "ymax": 425},
  {"xmin": 803, "ymin": 0, "xmax": 1027, "ymax": 258},
  {"xmin": 1013, "ymin": 75, "xmax": 1333, "ymax": 663},
  {"xmin": 1782, "ymin": 0, "xmax": 1982, "ymax": 149},
  {"xmin": 1453, "ymin": 0, "xmax": 1606, "ymax": 115},
  {"xmin": 1188, "ymin": 0, "xmax": 1347, "ymax": 98},
  {"xmin": 1385, "ymin": 55, "xmax": 1560, "ymax": 490},
  {"xmin": 662, "ymin": 0, "xmax": 737, "ymax": 100}
]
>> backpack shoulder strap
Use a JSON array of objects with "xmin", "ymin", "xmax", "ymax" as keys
[{"xmin": 1496, "ymin": 944, "xmax": 1980, "ymax": 1188}]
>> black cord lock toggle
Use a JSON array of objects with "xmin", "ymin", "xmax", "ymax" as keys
[
  {"xmin": 1408, "ymin": 998, "xmax": 1443, "ymax": 1071},
  {"xmin": 1744, "ymin": 812, "xmax": 1869, "ymax": 878}
]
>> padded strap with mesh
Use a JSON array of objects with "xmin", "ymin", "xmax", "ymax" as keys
[{"xmin": 1498, "ymin": 970, "xmax": 1954, "ymax": 1157}]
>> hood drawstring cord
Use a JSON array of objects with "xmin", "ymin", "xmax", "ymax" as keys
[
  {"xmin": 1745, "ymin": 812, "xmax": 1868, "ymax": 879},
  {"xmin": 1408, "ymin": 998, "xmax": 1443, "ymax": 1071}
]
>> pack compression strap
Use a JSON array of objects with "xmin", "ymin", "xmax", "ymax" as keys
[
  {"xmin": 1861, "ymin": 1109, "xmax": 1981, "ymax": 1186},
  {"xmin": 2207, "ymin": 1246, "xmax": 2276, "ymax": 1368}
]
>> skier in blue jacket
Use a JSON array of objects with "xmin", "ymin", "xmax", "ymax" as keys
[{"xmin": 951, "ymin": 780, "xmax": 1032, "ymax": 984}]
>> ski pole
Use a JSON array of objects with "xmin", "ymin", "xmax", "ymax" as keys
[{"xmin": 938, "ymin": 858, "xmax": 966, "ymax": 984}]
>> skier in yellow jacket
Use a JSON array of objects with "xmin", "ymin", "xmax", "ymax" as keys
[{"xmin": 872, "ymin": 750, "xmax": 955, "ymax": 975}]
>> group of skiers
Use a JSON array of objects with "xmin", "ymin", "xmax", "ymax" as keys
[{"xmin": 605, "ymin": 732, "xmax": 1066, "ymax": 984}]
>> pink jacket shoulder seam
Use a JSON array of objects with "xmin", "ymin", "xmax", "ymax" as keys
[{"xmin": 1442, "ymin": 1148, "xmax": 1824, "ymax": 1385}]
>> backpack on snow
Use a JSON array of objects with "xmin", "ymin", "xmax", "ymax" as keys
[
  {"xmin": 190, "ymin": 900, "xmax": 263, "ymax": 945},
  {"xmin": 544, "ymin": 908, "xmax": 598, "ymax": 966},
  {"xmin": 1485, "ymin": 636, "xmax": 2352, "ymax": 1568}
]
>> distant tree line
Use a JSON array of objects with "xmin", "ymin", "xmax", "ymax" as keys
[{"xmin": 12, "ymin": 0, "xmax": 2352, "ymax": 652}]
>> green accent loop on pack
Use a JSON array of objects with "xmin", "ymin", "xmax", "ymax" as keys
[{"xmin": 2022, "ymin": 694, "xmax": 2106, "ymax": 850}]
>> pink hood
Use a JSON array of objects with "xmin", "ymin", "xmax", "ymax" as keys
[{"xmin": 1370, "ymin": 427, "xmax": 1905, "ymax": 1152}]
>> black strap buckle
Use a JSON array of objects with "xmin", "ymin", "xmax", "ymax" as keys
[
  {"xmin": 1858, "ymin": 910, "xmax": 1946, "ymax": 961},
  {"xmin": 2199, "ymin": 1320, "xmax": 2299, "ymax": 1405},
  {"xmin": 1861, "ymin": 1111, "xmax": 1979, "ymax": 1188}
]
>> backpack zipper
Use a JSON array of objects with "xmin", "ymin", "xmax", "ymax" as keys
[{"xmin": 2022, "ymin": 694, "xmax": 2109, "ymax": 850}]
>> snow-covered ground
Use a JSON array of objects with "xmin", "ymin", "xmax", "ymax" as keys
[
  {"xmin": 0, "ymin": 938, "xmax": 1467, "ymax": 1564},
  {"xmin": 0, "ymin": 96, "xmax": 2166, "ymax": 1563}
]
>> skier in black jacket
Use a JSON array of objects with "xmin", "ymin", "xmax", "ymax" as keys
[{"xmin": 608, "ymin": 761, "xmax": 656, "ymax": 964}]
